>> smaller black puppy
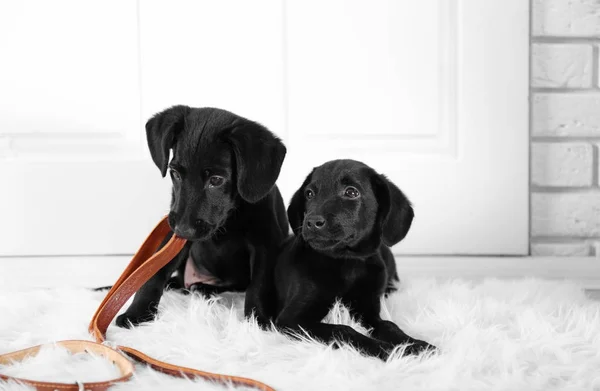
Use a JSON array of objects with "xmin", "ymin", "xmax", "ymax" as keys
[{"xmin": 272, "ymin": 159, "xmax": 435, "ymax": 359}]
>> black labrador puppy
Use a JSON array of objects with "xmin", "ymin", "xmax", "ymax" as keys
[
  {"xmin": 271, "ymin": 159, "xmax": 435, "ymax": 359},
  {"xmin": 116, "ymin": 105, "xmax": 288, "ymax": 328}
]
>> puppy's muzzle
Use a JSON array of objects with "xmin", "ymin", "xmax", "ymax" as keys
[
  {"xmin": 302, "ymin": 215, "xmax": 333, "ymax": 243},
  {"xmin": 173, "ymin": 223, "xmax": 196, "ymax": 239},
  {"xmin": 171, "ymin": 218, "xmax": 214, "ymax": 240}
]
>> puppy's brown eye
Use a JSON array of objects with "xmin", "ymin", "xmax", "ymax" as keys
[
  {"xmin": 344, "ymin": 187, "xmax": 360, "ymax": 198},
  {"xmin": 170, "ymin": 169, "xmax": 181, "ymax": 181},
  {"xmin": 208, "ymin": 175, "xmax": 224, "ymax": 188},
  {"xmin": 305, "ymin": 189, "xmax": 315, "ymax": 199}
]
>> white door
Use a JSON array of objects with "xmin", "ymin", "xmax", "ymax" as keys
[{"xmin": 0, "ymin": 0, "xmax": 529, "ymax": 256}]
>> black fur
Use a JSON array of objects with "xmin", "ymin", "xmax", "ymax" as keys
[
  {"xmin": 270, "ymin": 159, "xmax": 435, "ymax": 359},
  {"xmin": 116, "ymin": 106, "xmax": 288, "ymax": 328}
]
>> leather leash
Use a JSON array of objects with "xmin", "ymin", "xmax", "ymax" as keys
[{"xmin": 0, "ymin": 216, "xmax": 275, "ymax": 391}]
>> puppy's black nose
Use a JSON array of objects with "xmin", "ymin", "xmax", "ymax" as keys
[{"xmin": 305, "ymin": 215, "xmax": 326, "ymax": 230}]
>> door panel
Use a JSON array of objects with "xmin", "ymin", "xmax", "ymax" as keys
[
  {"xmin": 0, "ymin": 1, "xmax": 140, "ymax": 140},
  {"xmin": 0, "ymin": 0, "xmax": 284, "ymax": 255},
  {"xmin": 139, "ymin": 0, "xmax": 285, "ymax": 139},
  {"xmin": 0, "ymin": 0, "xmax": 163, "ymax": 256},
  {"xmin": 284, "ymin": 0, "xmax": 529, "ymax": 254}
]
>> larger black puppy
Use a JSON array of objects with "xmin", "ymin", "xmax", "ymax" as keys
[
  {"xmin": 272, "ymin": 159, "xmax": 434, "ymax": 359},
  {"xmin": 116, "ymin": 106, "xmax": 288, "ymax": 328}
]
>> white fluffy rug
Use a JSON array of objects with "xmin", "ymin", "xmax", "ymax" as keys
[{"xmin": 1, "ymin": 278, "xmax": 600, "ymax": 391}]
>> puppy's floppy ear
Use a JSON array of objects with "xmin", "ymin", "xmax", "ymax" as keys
[
  {"xmin": 145, "ymin": 105, "xmax": 190, "ymax": 177},
  {"xmin": 287, "ymin": 169, "xmax": 314, "ymax": 236},
  {"xmin": 225, "ymin": 121, "xmax": 286, "ymax": 203},
  {"xmin": 371, "ymin": 173, "xmax": 414, "ymax": 247}
]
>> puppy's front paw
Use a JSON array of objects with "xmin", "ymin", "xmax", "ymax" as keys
[
  {"xmin": 402, "ymin": 338, "xmax": 437, "ymax": 356},
  {"xmin": 243, "ymin": 308, "xmax": 272, "ymax": 330},
  {"xmin": 254, "ymin": 315, "xmax": 274, "ymax": 330},
  {"xmin": 115, "ymin": 310, "xmax": 156, "ymax": 329},
  {"xmin": 374, "ymin": 341, "xmax": 396, "ymax": 360}
]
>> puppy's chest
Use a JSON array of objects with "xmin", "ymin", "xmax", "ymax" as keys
[
  {"xmin": 183, "ymin": 255, "xmax": 225, "ymax": 288},
  {"xmin": 184, "ymin": 239, "xmax": 251, "ymax": 288},
  {"xmin": 310, "ymin": 260, "xmax": 372, "ymax": 295},
  {"xmin": 340, "ymin": 262, "xmax": 366, "ymax": 287},
  {"xmin": 338, "ymin": 258, "xmax": 387, "ymax": 295}
]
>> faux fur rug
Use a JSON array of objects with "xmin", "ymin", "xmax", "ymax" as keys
[{"xmin": 1, "ymin": 279, "xmax": 600, "ymax": 391}]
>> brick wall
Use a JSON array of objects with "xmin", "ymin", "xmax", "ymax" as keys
[{"xmin": 531, "ymin": 0, "xmax": 600, "ymax": 257}]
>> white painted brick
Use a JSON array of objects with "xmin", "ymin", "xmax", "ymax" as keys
[
  {"xmin": 531, "ymin": 242, "xmax": 590, "ymax": 256},
  {"xmin": 532, "ymin": 44, "xmax": 593, "ymax": 88},
  {"xmin": 533, "ymin": 0, "xmax": 600, "ymax": 36},
  {"xmin": 532, "ymin": 143, "xmax": 593, "ymax": 187},
  {"xmin": 532, "ymin": 193, "xmax": 600, "ymax": 237},
  {"xmin": 532, "ymin": 93, "xmax": 600, "ymax": 136}
]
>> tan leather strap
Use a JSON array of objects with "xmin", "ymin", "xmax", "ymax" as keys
[
  {"xmin": 0, "ymin": 340, "xmax": 133, "ymax": 391},
  {"xmin": 0, "ymin": 216, "xmax": 276, "ymax": 391}
]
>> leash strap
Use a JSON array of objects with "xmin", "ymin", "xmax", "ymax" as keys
[{"xmin": 0, "ymin": 216, "xmax": 275, "ymax": 391}]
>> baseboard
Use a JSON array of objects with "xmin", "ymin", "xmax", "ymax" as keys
[
  {"xmin": 395, "ymin": 256, "xmax": 600, "ymax": 289},
  {"xmin": 1, "ymin": 255, "xmax": 599, "ymax": 290}
]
